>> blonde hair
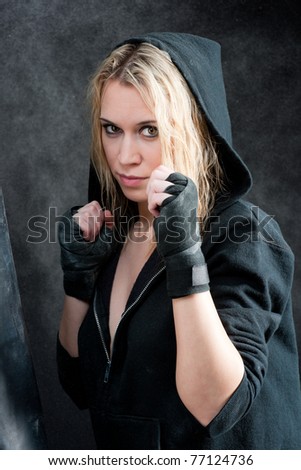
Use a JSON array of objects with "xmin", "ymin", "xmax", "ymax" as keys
[{"xmin": 88, "ymin": 42, "xmax": 224, "ymax": 231}]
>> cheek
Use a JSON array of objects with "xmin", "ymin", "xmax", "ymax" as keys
[{"xmin": 148, "ymin": 143, "xmax": 162, "ymax": 168}]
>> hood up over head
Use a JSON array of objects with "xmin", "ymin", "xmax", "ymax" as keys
[{"xmin": 89, "ymin": 32, "xmax": 252, "ymax": 213}]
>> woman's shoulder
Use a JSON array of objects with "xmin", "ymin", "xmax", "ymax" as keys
[
  {"xmin": 204, "ymin": 198, "xmax": 293, "ymax": 256},
  {"xmin": 203, "ymin": 199, "xmax": 295, "ymax": 313}
]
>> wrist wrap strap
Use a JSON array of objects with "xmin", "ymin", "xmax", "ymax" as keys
[{"xmin": 164, "ymin": 245, "xmax": 209, "ymax": 298}]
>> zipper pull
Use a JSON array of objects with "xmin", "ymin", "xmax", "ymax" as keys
[{"xmin": 104, "ymin": 360, "xmax": 111, "ymax": 383}]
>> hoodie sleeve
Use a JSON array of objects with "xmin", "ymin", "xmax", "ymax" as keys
[
  {"xmin": 56, "ymin": 335, "xmax": 88, "ymax": 410},
  {"xmin": 202, "ymin": 202, "xmax": 295, "ymax": 437}
]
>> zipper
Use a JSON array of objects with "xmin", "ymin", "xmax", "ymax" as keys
[
  {"xmin": 93, "ymin": 265, "xmax": 165, "ymax": 383},
  {"xmin": 93, "ymin": 294, "xmax": 111, "ymax": 382}
]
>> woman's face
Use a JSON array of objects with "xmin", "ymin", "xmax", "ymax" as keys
[{"xmin": 100, "ymin": 80, "xmax": 162, "ymax": 208}]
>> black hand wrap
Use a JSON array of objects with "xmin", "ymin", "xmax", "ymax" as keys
[
  {"xmin": 58, "ymin": 207, "xmax": 116, "ymax": 301},
  {"xmin": 153, "ymin": 173, "xmax": 209, "ymax": 298}
]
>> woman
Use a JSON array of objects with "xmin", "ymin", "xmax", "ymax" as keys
[{"xmin": 57, "ymin": 32, "xmax": 301, "ymax": 449}]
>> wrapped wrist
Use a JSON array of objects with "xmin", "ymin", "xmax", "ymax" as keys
[
  {"xmin": 58, "ymin": 207, "xmax": 116, "ymax": 302},
  {"xmin": 153, "ymin": 172, "xmax": 209, "ymax": 298},
  {"xmin": 164, "ymin": 245, "xmax": 209, "ymax": 298}
]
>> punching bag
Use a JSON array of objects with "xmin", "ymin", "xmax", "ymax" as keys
[{"xmin": 0, "ymin": 188, "xmax": 47, "ymax": 449}]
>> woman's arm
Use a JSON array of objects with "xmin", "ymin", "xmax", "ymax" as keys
[
  {"xmin": 173, "ymin": 291, "xmax": 244, "ymax": 426},
  {"xmin": 147, "ymin": 166, "xmax": 244, "ymax": 426},
  {"xmin": 58, "ymin": 201, "xmax": 115, "ymax": 357}
]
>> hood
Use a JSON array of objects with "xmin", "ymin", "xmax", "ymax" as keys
[{"xmin": 117, "ymin": 32, "xmax": 253, "ymax": 210}]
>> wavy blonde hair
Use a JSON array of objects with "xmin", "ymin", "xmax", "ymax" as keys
[{"xmin": 88, "ymin": 42, "xmax": 224, "ymax": 231}]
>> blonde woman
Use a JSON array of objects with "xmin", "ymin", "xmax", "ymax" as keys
[{"xmin": 57, "ymin": 33, "xmax": 301, "ymax": 449}]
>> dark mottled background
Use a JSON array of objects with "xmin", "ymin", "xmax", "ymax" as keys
[{"xmin": 0, "ymin": 0, "xmax": 300, "ymax": 449}]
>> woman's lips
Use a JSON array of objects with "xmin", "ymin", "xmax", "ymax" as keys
[{"xmin": 118, "ymin": 174, "xmax": 148, "ymax": 187}]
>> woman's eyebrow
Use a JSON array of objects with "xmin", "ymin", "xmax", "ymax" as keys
[
  {"xmin": 99, "ymin": 117, "xmax": 114, "ymax": 123},
  {"xmin": 100, "ymin": 117, "xmax": 157, "ymax": 126}
]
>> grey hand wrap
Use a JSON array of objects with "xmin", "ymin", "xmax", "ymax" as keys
[
  {"xmin": 58, "ymin": 207, "xmax": 116, "ymax": 301},
  {"xmin": 153, "ymin": 173, "xmax": 209, "ymax": 298}
]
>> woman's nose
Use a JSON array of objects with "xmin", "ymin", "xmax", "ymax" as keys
[{"xmin": 118, "ymin": 135, "xmax": 142, "ymax": 165}]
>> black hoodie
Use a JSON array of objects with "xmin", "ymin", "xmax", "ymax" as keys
[{"xmin": 57, "ymin": 33, "xmax": 301, "ymax": 449}]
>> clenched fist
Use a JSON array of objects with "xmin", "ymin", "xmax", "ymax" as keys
[{"xmin": 58, "ymin": 201, "xmax": 117, "ymax": 301}]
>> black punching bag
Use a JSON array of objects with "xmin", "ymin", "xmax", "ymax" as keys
[{"xmin": 0, "ymin": 188, "xmax": 47, "ymax": 449}]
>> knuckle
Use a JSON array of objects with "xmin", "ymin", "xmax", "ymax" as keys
[{"xmin": 87, "ymin": 201, "xmax": 100, "ymax": 214}]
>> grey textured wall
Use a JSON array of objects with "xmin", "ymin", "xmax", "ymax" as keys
[{"xmin": 1, "ymin": 0, "xmax": 300, "ymax": 450}]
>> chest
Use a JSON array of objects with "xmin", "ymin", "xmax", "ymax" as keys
[{"xmin": 109, "ymin": 240, "xmax": 154, "ymax": 344}]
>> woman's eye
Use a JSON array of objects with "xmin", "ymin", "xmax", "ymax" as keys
[
  {"xmin": 103, "ymin": 124, "xmax": 121, "ymax": 135},
  {"xmin": 141, "ymin": 126, "xmax": 159, "ymax": 138}
]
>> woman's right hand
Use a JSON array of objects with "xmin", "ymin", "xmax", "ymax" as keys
[
  {"xmin": 73, "ymin": 201, "xmax": 114, "ymax": 242},
  {"xmin": 58, "ymin": 201, "xmax": 116, "ymax": 302}
]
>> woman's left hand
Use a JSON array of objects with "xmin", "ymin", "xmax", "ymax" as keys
[
  {"xmin": 147, "ymin": 165, "xmax": 209, "ymax": 298},
  {"xmin": 146, "ymin": 165, "xmax": 174, "ymax": 217}
]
